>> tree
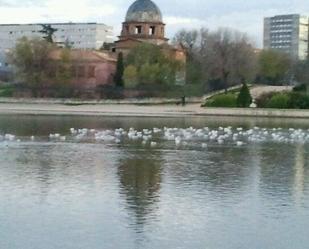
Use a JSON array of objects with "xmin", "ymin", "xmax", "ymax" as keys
[
  {"xmin": 7, "ymin": 37, "xmax": 55, "ymax": 91},
  {"xmin": 126, "ymin": 43, "xmax": 164, "ymax": 69},
  {"xmin": 8, "ymin": 37, "xmax": 75, "ymax": 97},
  {"xmin": 199, "ymin": 28, "xmax": 257, "ymax": 92},
  {"xmin": 237, "ymin": 83, "xmax": 252, "ymax": 107},
  {"xmin": 294, "ymin": 59, "xmax": 309, "ymax": 93},
  {"xmin": 125, "ymin": 43, "xmax": 182, "ymax": 87},
  {"xmin": 173, "ymin": 28, "xmax": 258, "ymax": 92},
  {"xmin": 114, "ymin": 52, "xmax": 124, "ymax": 87},
  {"xmin": 173, "ymin": 29, "xmax": 202, "ymax": 85},
  {"xmin": 139, "ymin": 63, "xmax": 160, "ymax": 85},
  {"xmin": 53, "ymin": 48, "xmax": 73, "ymax": 97},
  {"xmin": 173, "ymin": 29, "xmax": 198, "ymax": 52},
  {"xmin": 123, "ymin": 65, "xmax": 138, "ymax": 88},
  {"xmin": 258, "ymin": 49, "xmax": 292, "ymax": 85},
  {"xmin": 55, "ymin": 48, "xmax": 72, "ymax": 84},
  {"xmin": 39, "ymin": 24, "xmax": 58, "ymax": 43}
]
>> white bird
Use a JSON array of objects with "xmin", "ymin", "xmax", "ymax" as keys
[
  {"xmin": 150, "ymin": 142, "xmax": 157, "ymax": 147},
  {"xmin": 175, "ymin": 136, "xmax": 182, "ymax": 146},
  {"xmin": 236, "ymin": 141, "xmax": 244, "ymax": 146},
  {"xmin": 202, "ymin": 143, "xmax": 208, "ymax": 149},
  {"xmin": 217, "ymin": 139, "xmax": 224, "ymax": 145},
  {"xmin": 5, "ymin": 134, "xmax": 15, "ymax": 141}
]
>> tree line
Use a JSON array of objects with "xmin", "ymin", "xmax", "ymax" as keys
[
  {"xmin": 3, "ymin": 26, "xmax": 309, "ymax": 98},
  {"xmin": 173, "ymin": 27, "xmax": 309, "ymax": 91}
]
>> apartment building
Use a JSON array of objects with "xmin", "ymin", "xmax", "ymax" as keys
[
  {"xmin": 264, "ymin": 14, "xmax": 309, "ymax": 60},
  {"xmin": 0, "ymin": 22, "xmax": 114, "ymax": 68}
]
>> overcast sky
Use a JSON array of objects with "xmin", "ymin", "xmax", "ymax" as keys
[{"xmin": 0, "ymin": 0, "xmax": 308, "ymax": 47}]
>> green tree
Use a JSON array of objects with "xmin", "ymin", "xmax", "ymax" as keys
[
  {"xmin": 139, "ymin": 63, "xmax": 160, "ymax": 85},
  {"xmin": 294, "ymin": 59, "xmax": 309, "ymax": 93},
  {"xmin": 8, "ymin": 37, "xmax": 55, "ymax": 92},
  {"xmin": 258, "ymin": 50, "xmax": 292, "ymax": 85},
  {"xmin": 237, "ymin": 83, "xmax": 252, "ymax": 107},
  {"xmin": 126, "ymin": 43, "xmax": 164, "ymax": 69},
  {"xmin": 114, "ymin": 52, "xmax": 124, "ymax": 87},
  {"xmin": 55, "ymin": 49, "xmax": 72, "ymax": 83},
  {"xmin": 125, "ymin": 43, "xmax": 182, "ymax": 87},
  {"xmin": 123, "ymin": 65, "xmax": 138, "ymax": 88},
  {"xmin": 53, "ymin": 48, "xmax": 73, "ymax": 98},
  {"xmin": 39, "ymin": 24, "xmax": 58, "ymax": 43}
]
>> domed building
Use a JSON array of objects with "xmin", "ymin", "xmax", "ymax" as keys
[
  {"xmin": 114, "ymin": 0, "xmax": 186, "ymax": 84},
  {"xmin": 115, "ymin": 0, "xmax": 185, "ymax": 57},
  {"xmin": 118, "ymin": 0, "xmax": 168, "ymax": 46}
]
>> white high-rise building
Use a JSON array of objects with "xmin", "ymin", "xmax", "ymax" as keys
[
  {"xmin": 264, "ymin": 14, "xmax": 309, "ymax": 60},
  {"xmin": 0, "ymin": 22, "xmax": 114, "ymax": 68}
]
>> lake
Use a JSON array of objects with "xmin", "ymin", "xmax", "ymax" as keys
[{"xmin": 0, "ymin": 115, "xmax": 309, "ymax": 249}]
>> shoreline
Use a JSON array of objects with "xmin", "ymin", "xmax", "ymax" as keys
[{"xmin": 0, "ymin": 102, "xmax": 309, "ymax": 119}]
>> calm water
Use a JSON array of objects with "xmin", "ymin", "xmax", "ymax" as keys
[{"xmin": 1, "ymin": 115, "xmax": 309, "ymax": 249}]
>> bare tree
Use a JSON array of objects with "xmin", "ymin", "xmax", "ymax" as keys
[
  {"xmin": 173, "ymin": 29, "xmax": 206, "ymax": 85},
  {"xmin": 173, "ymin": 27, "xmax": 258, "ymax": 91},
  {"xmin": 173, "ymin": 29, "xmax": 199, "ymax": 52},
  {"xmin": 199, "ymin": 28, "xmax": 257, "ymax": 92}
]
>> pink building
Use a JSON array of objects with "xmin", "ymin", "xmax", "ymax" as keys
[{"xmin": 50, "ymin": 49, "xmax": 117, "ymax": 89}]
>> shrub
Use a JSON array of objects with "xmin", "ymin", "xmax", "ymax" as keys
[
  {"xmin": 237, "ymin": 83, "xmax": 252, "ymax": 107},
  {"xmin": 266, "ymin": 93, "xmax": 290, "ymax": 109},
  {"xmin": 0, "ymin": 85, "xmax": 14, "ymax": 97},
  {"xmin": 288, "ymin": 92, "xmax": 309, "ymax": 109},
  {"xmin": 293, "ymin": 84, "xmax": 307, "ymax": 92},
  {"xmin": 204, "ymin": 93, "xmax": 237, "ymax": 107}
]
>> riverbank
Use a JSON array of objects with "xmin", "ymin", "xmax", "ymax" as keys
[
  {"xmin": 0, "ymin": 97, "xmax": 203, "ymax": 105},
  {"xmin": 0, "ymin": 102, "xmax": 309, "ymax": 118}
]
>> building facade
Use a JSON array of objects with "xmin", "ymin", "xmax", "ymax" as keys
[
  {"xmin": 49, "ymin": 50, "xmax": 117, "ymax": 89},
  {"xmin": 0, "ymin": 22, "xmax": 114, "ymax": 68},
  {"xmin": 264, "ymin": 14, "xmax": 309, "ymax": 60}
]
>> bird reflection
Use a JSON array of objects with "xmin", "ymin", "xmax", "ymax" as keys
[{"xmin": 117, "ymin": 151, "xmax": 162, "ymax": 231}]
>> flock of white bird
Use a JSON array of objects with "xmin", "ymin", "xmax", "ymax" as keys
[{"xmin": 1, "ymin": 126, "xmax": 309, "ymax": 148}]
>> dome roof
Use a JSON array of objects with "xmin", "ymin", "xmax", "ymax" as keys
[{"xmin": 125, "ymin": 0, "xmax": 163, "ymax": 23}]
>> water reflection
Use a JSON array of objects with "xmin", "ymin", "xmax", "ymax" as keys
[
  {"xmin": 16, "ymin": 145, "xmax": 53, "ymax": 191},
  {"xmin": 293, "ymin": 144, "xmax": 306, "ymax": 207},
  {"xmin": 259, "ymin": 144, "xmax": 296, "ymax": 210},
  {"xmin": 117, "ymin": 149, "xmax": 163, "ymax": 231},
  {"xmin": 163, "ymin": 146, "xmax": 254, "ymax": 199}
]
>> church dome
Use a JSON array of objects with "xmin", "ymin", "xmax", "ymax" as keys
[{"xmin": 125, "ymin": 0, "xmax": 163, "ymax": 23}]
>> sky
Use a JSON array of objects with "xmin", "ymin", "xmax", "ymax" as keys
[{"xmin": 0, "ymin": 0, "xmax": 308, "ymax": 47}]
